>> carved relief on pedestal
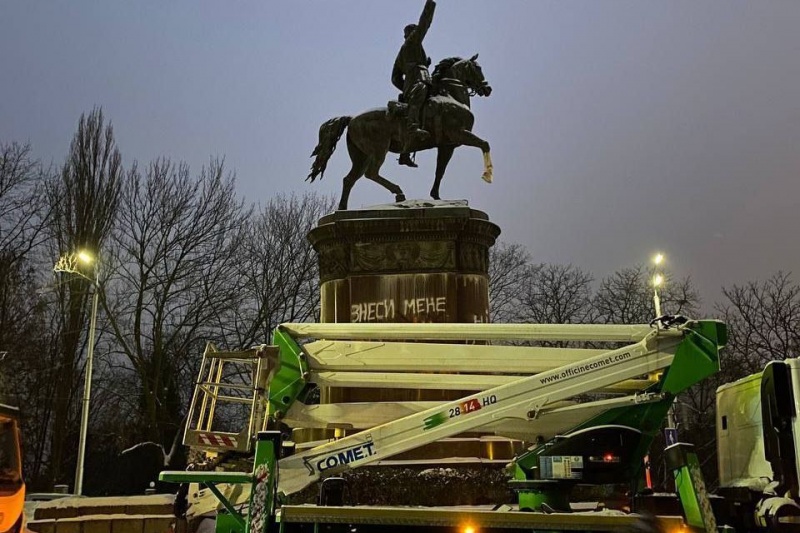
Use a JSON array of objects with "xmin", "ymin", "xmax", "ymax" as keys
[
  {"xmin": 458, "ymin": 241, "xmax": 489, "ymax": 273},
  {"xmin": 317, "ymin": 241, "xmax": 349, "ymax": 281},
  {"xmin": 352, "ymin": 241, "xmax": 455, "ymax": 273}
]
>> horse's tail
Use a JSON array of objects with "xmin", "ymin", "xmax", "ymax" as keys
[{"xmin": 307, "ymin": 116, "xmax": 352, "ymax": 182}]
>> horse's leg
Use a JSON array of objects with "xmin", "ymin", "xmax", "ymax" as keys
[
  {"xmin": 482, "ymin": 151, "xmax": 494, "ymax": 184},
  {"xmin": 339, "ymin": 137, "xmax": 368, "ymax": 210},
  {"xmin": 452, "ymin": 130, "xmax": 493, "ymax": 184},
  {"xmin": 364, "ymin": 150, "xmax": 406, "ymax": 203},
  {"xmin": 431, "ymin": 146, "xmax": 455, "ymax": 200}
]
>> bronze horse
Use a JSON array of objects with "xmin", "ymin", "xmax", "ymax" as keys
[{"xmin": 307, "ymin": 55, "xmax": 493, "ymax": 210}]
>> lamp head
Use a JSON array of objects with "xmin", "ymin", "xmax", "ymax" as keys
[{"xmin": 77, "ymin": 251, "xmax": 95, "ymax": 265}]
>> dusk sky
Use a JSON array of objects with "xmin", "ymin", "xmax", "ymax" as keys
[{"xmin": 2, "ymin": 1, "xmax": 799, "ymax": 307}]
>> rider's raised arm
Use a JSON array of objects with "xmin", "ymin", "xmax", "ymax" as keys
[{"xmin": 412, "ymin": 0, "xmax": 436, "ymax": 44}]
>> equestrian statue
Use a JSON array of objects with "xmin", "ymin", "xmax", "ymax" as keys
[{"xmin": 307, "ymin": 0, "xmax": 493, "ymax": 211}]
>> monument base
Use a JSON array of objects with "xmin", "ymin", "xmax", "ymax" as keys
[{"xmin": 310, "ymin": 199, "xmax": 499, "ymax": 324}]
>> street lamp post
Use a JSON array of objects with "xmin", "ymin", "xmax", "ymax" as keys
[
  {"xmin": 651, "ymin": 252, "xmax": 679, "ymax": 443},
  {"xmin": 53, "ymin": 250, "xmax": 99, "ymax": 496}
]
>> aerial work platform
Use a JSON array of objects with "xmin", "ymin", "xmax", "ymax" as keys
[{"xmin": 171, "ymin": 319, "xmax": 724, "ymax": 528}]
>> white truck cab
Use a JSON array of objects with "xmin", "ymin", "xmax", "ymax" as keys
[{"xmin": 717, "ymin": 358, "xmax": 800, "ymax": 530}]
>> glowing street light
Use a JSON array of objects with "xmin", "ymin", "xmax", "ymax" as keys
[
  {"xmin": 77, "ymin": 251, "xmax": 94, "ymax": 265},
  {"xmin": 53, "ymin": 249, "xmax": 99, "ymax": 496},
  {"xmin": 652, "ymin": 253, "xmax": 665, "ymax": 318}
]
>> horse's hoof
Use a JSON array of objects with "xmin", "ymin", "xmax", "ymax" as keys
[
  {"xmin": 482, "ymin": 171, "xmax": 493, "ymax": 184},
  {"xmin": 430, "ymin": 191, "xmax": 440, "ymax": 200},
  {"xmin": 338, "ymin": 202, "xmax": 348, "ymax": 211},
  {"xmin": 395, "ymin": 194, "xmax": 406, "ymax": 203}
]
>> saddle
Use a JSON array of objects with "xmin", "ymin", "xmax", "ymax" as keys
[{"xmin": 387, "ymin": 99, "xmax": 409, "ymax": 119}]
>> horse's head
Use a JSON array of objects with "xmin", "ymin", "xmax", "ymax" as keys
[
  {"xmin": 454, "ymin": 54, "xmax": 492, "ymax": 97},
  {"xmin": 432, "ymin": 55, "xmax": 492, "ymax": 105}
]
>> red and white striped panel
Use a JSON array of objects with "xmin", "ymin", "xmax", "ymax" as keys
[{"xmin": 197, "ymin": 432, "xmax": 238, "ymax": 448}]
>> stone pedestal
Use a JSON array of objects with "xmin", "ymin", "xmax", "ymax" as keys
[{"xmin": 309, "ymin": 200, "xmax": 500, "ymax": 327}]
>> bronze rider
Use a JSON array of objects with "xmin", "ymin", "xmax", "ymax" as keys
[{"xmin": 392, "ymin": 0, "xmax": 436, "ymax": 168}]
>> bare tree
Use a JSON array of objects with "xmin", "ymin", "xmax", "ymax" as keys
[
  {"xmin": 44, "ymin": 108, "xmax": 123, "ymax": 485},
  {"xmin": 0, "ymin": 142, "xmax": 48, "ymax": 262},
  {"xmin": 519, "ymin": 263, "xmax": 594, "ymax": 325},
  {"xmin": 223, "ymin": 192, "xmax": 335, "ymax": 347},
  {"xmin": 104, "ymin": 157, "xmax": 249, "ymax": 447},
  {"xmin": 594, "ymin": 265, "xmax": 700, "ymax": 324},
  {"xmin": 0, "ymin": 142, "xmax": 48, "ymax": 374},
  {"xmin": 717, "ymin": 272, "xmax": 800, "ymax": 376},
  {"xmin": 0, "ymin": 142, "xmax": 60, "ymax": 488},
  {"xmin": 488, "ymin": 242, "xmax": 529, "ymax": 323},
  {"xmin": 594, "ymin": 266, "xmax": 653, "ymax": 324},
  {"xmin": 49, "ymin": 108, "xmax": 122, "ymax": 254},
  {"xmin": 0, "ymin": 262, "xmax": 55, "ymax": 479}
]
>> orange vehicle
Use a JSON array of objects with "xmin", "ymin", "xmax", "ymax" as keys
[{"xmin": 0, "ymin": 404, "xmax": 24, "ymax": 533}]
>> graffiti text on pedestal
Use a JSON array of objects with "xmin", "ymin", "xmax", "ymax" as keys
[{"xmin": 351, "ymin": 296, "xmax": 447, "ymax": 323}]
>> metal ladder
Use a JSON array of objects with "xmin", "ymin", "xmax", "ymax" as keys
[{"xmin": 184, "ymin": 342, "xmax": 279, "ymax": 455}]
